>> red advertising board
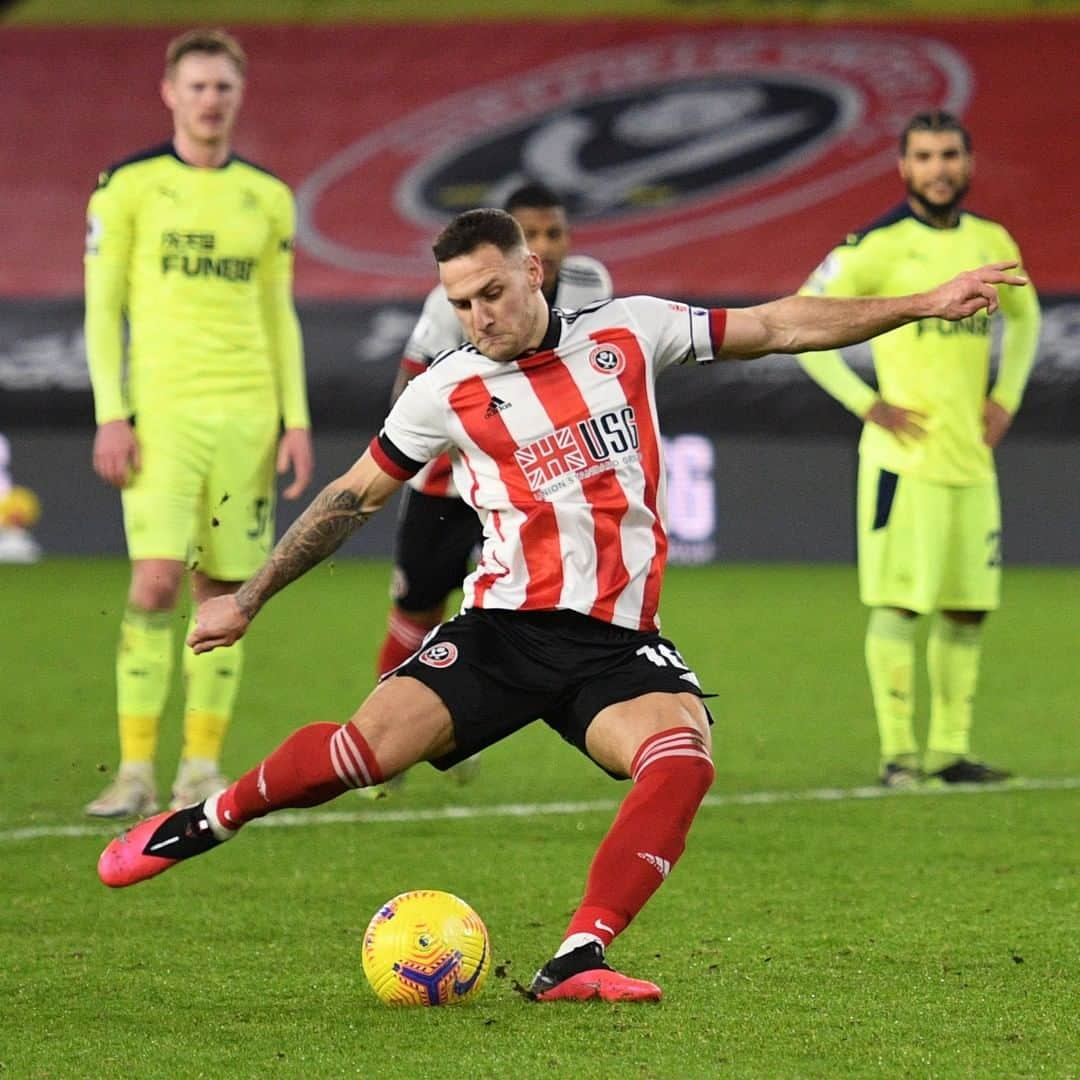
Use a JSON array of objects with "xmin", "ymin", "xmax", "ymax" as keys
[{"xmin": 2, "ymin": 19, "xmax": 1076, "ymax": 298}]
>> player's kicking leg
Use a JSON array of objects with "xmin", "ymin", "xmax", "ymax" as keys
[
  {"xmin": 97, "ymin": 677, "xmax": 454, "ymax": 887},
  {"xmin": 528, "ymin": 691, "xmax": 714, "ymax": 1003}
]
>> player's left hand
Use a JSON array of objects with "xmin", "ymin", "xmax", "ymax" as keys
[
  {"xmin": 187, "ymin": 594, "xmax": 251, "ymax": 654},
  {"xmin": 278, "ymin": 427, "xmax": 315, "ymax": 500},
  {"xmin": 929, "ymin": 262, "xmax": 1028, "ymax": 321},
  {"xmin": 983, "ymin": 399, "xmax": 1014, "ymax": 448},
  {"xmin": 865, "ymin": 399, "xmax": 928, "ymax": 444}
]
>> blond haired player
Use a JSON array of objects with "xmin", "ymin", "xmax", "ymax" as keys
[
  {"xmin": 798, "ymin": 111, "xmax": 1042, "ymax": 787},
  {"xmin": 84, "ymin": 29, "xmax": 313, "ymax": 817}
]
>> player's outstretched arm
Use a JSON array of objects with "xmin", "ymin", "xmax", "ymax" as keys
[
  {"xmin": 721, "ymin": 262, "xmax": 1028, "ymax": 359},
  {"xmin": 188, "ymin": 451, "xmax": 403, "ymax": 653}
]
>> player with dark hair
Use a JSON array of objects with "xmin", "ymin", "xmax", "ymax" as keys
[
  {"xmin": 98, "ymin": 208, "xmax": 1025, "ymax": 1002},
  {"xmin": 899, "ymin": 108, "xmax": 971, "ymax": 154},
  {"xmin": 797, "ymin": 110, "xmax": 1041, "ymax": 788},
  {"xmin": 84, "ymin": 28, "xmax": 313, "ymax": 818},
  {"xmin": 375, "ymin": 182, "xmax": 611, "ymax": 684}
]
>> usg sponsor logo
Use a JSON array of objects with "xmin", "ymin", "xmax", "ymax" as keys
[
  {"xmin": 515, "ymin": 406, "xmax": 640, "ymax": 495},
  {"xmin": 297, "ymin": 31, "xmax": 969, "ymax": 278}
]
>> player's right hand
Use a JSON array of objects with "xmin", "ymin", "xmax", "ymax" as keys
[
  {"xmin": 93, "ymin": 419, "xmax": 140, "ymax": 488},
  {"xmin": 865, "ymin": 400, "xmax": 928, "ymax": 444},
  {"xmin": 187, "ymin": 594, "xmax": 251, "ymax": 654},
  {"xmin": 929, "ymin": 261, "xmax": 1028, "ymax": 321}
]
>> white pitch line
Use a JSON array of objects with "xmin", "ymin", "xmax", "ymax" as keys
[{"xmin": 3, "ymin": 776, "xmax": 1078, "ymax": 845}]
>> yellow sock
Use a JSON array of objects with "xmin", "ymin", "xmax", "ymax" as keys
[
  {"xmin": 865, "ymin": 608, "xmax": 918, "ymax": 767},
  {"xmin": 116, "ymin": 605, "xmax": 175, "ymax": 765},
  {"xmin": 181, "ymin": 615, "xmax": 243, "ymax": 763},
  {"xmin": 925, "ymin": 615, "xmax": 982, "ymax": 771}
]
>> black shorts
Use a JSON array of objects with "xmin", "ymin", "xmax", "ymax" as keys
[
  {"xmin": 392, "ymin": 608, "xmax": 713, "ymax": 776},
  {"xmin": 391, "ymin": 490, "xmax": 483, "ymax": 612}
]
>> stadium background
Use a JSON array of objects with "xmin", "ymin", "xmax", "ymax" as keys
[
  {"xmin": 2, "ymin": 4, "xmax": 1078, "ymax": 1075},
  {"xmin": 2, "ymin": 0, "xmax": 1078, "ymax": 563}
]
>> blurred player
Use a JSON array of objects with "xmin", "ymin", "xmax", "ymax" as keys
[
  {"xmin": 797, "ymin": 111, "xmax": 1041, "ymax": 788},
  {"xmin": 84, "ymin": 29, "xmax": 313, "ymax": 818},
  {"xmin": 98, "ymin": 209, "xmax": 1025, "ymax": 1002},
  {"xmin": 370, "ymin": 181, "xmax": 611, "ymax": 795}
]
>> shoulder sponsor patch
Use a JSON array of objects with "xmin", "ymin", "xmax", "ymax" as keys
[
  {"xmin": 810, "ymin": 251, "xmax": 842, "ymax": 286},
  {"xmin": 85, "ymin": 214, "xmax": 102, "ymax": 255}
]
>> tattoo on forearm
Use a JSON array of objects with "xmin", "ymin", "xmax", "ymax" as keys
[{"xmin": 235, "ymin": 487, "xmax": 371, "ymax": 618}]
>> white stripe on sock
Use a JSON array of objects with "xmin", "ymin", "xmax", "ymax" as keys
[
  {"xmin": 633, "ymin": 732, "xmax": 701, "ymax": 767},
  {"xmin": 633, "ymin": 743, "xmax": 711, "ymax": 781},
  {"xmin": 330, "ymin": 731, "xmax": 362, "ymax": 788},
  {"xmin": 330, "ymin": 727, "xmax": 373, "ymax": 789},
  {"xmin": 337, "ymin": 727, "xmax": 374, "ymax": 787}
]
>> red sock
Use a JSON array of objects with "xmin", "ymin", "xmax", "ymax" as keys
[
  {"xmin": 215, "ymin": 722, "xmax": 384, "ymax": 828},
  {"xmin": 376, "ymin": 609, "xmax": 434, "ymax": 677},
  {"xmin": 562, "ymin": 727, "xmax": 714, "ymax": 950}
]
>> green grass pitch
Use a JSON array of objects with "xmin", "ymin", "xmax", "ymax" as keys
[{"xmin": 1, "ymin": 558, "xmax": 1077, "ymax": 1077}]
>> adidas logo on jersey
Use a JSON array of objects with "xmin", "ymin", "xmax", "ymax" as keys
[
  {"xmin": 636, "ymin": 851, "xmax": 671, "ymax": 879},
  {"xmin": 483, "ymin": 395, "xmax": 512, "ymax": 418}
]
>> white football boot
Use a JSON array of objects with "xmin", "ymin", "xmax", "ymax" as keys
[
  {"xmin": 169, "ymin": 758, "xmax": 229, "ymax": 810},
  {"xmin": 85, "ymin": 763, "xmax": 159, "ymax": 819}
]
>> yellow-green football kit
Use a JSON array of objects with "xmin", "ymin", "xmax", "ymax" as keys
[
  {"xmin": 85, "ymin": 142, "xmax": 308, "ymax": 576},
  {"xmin": 84, "ymin": 142, "xmax": 310, "ymax": 788},
  {"xmin": 798, "ymin": 204, "xmax": 1041, "ymax": 774}
]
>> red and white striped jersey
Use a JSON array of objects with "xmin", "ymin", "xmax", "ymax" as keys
[
  {"xmin": 372, "ymin": 296, "xmax": 727, "ymax": 631},
  {"xmin": 399, "ymin": 254, "xmax": 612, "ymax": 497}
]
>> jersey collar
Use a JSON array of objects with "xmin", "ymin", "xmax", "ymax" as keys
[
  {"xmin": 513, "ymin": 301, "xmax": 562, "ymax": 368},
  {"xmin": 169, "ymin": 141, "xmax": 236, "ymax": 170},
  {"xmin": 904, "ymin": 199, "xmax": 965, "ymax": 231}
]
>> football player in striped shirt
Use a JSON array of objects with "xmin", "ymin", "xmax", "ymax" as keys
[
  {"xmin": 369, "ymin": 182, "xmax": 612, "ymax": 796},
  {"xmin": 83, "ymin": 29, "xmax": 313, "ymax": 819},
  {"xmin": 100, "ymin": 209, "xmax": 1026, "ymax": 1002}
]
